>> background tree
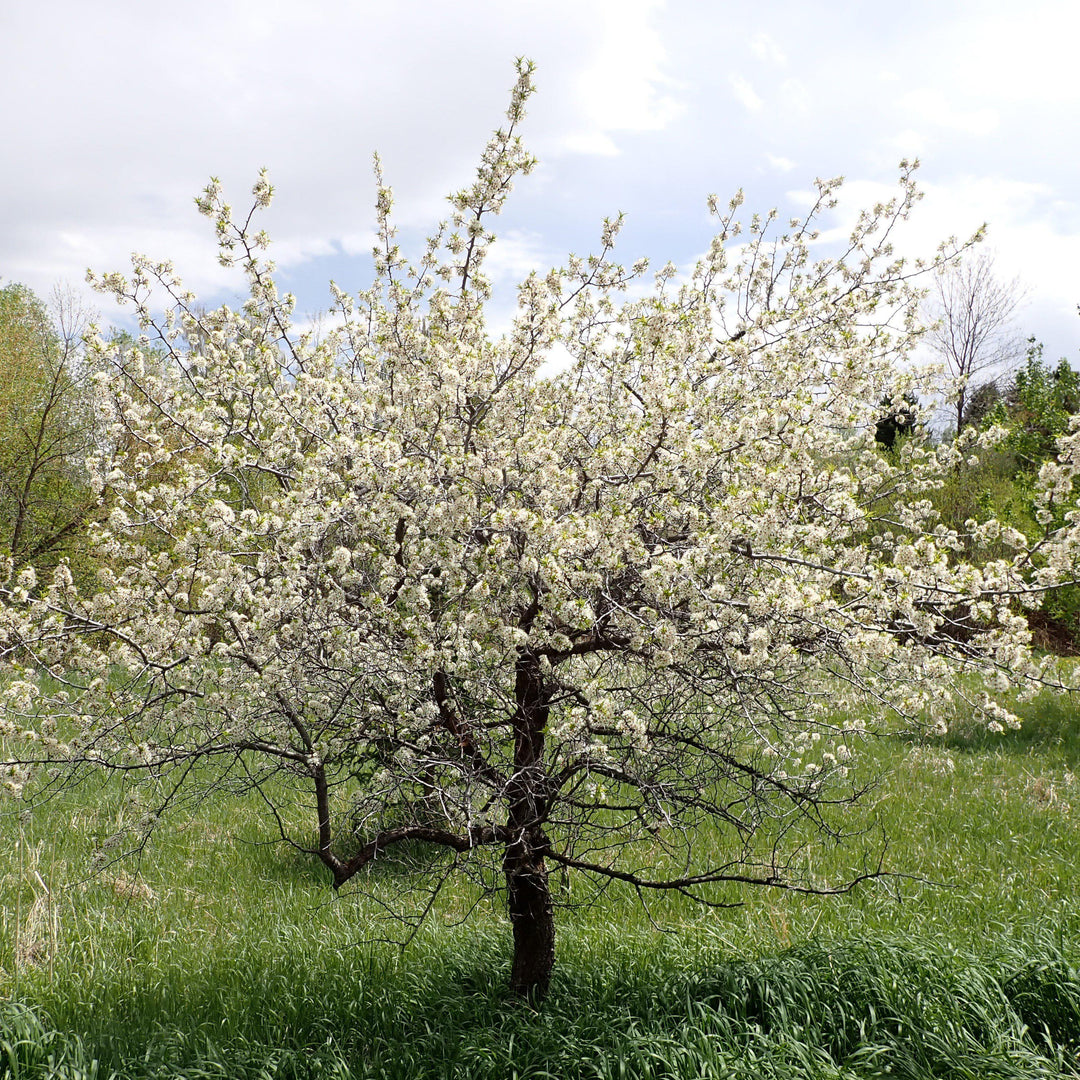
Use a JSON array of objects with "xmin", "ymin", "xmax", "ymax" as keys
[
  {"xmin": 959, "ymin": 379, "xmax": 1003, "ymax": 431},
  {"xmin": 926, "ymin": 249, "xmax": 1025, "ymax": 437},
  {"xmin": 874, "ymin": 391, "xmax": 923, "ymax": 451},
  {"xmin": 994, "ymin": 339, "xmax": 1080, "ymax": 472},
  {"xmin": 975, "ymin": 340, "xmax": 1080, "ymax": 647},
  {"xmin": 0, "ymin": 283, "xmax": 103, "ymax": 586},
  {"xmin": 3, "ymin": 64, "xmax": 1078, "ymax": 1004}
]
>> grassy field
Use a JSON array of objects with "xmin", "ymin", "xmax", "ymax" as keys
[{"xmin": 3, "ymin": 688, "xmax": 1080, "ymax": 1078}]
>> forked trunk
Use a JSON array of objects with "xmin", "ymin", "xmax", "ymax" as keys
[{"xmin": 505, "ymin": 841, "xmax": 555, "ymax": 1001}]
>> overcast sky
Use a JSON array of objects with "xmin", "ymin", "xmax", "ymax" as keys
[{"xmin": 2, "ymin": 0, "xmax": 1078, "ymax": 362}]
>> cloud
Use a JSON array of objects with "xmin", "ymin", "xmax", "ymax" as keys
[
  {"xmin": 536, "ymin": 340, "xmax": 578, "ymax": 378},
  {"xmin": 880, "ymin": 129, "xmax": 928, "ymax": 162},
  {"xmin": 339, "ymin": 230, "xmax": 380, "ymax": 259},
  {"xmin": 791, "ymin": 169, "xmax": 1080, "ymax": 359},
  {"xmin": 2, "ymin": 0, "xmax": 1077, "ymax": 369},
  {"xmin": 729, "ymin": 75, "xmax": 764, "ymax": 114},
  {"xmin": 942, "ymin": 6, "xmax": 1080, "ymax": 109},
  {"xmin": 900, "ymin": 89, "xmax": 999, "ymax": 137},
  {"xmin": 766, "ymin": 154, "xmax": 796, "ymax": 172},
  {"xmin": 568, "ymin": 0, "xmax": 684, "ymax": 142},
  {"xmin": 483, "ymin": 230, "xmax": 556, "ymax": 284},
  {"xmin": 915, "ymin": 178, "xmax": 1080, "ymax": 312},
  {"xmin": 779, "ymin": 78, "xmax": 810, "ymax": 116},
  {"xmin": 561, "ymin": 132, "xmax": 621, "ymax": 157},
  {"xmin": 750, "ymin": 32, "xmax": 787, "ymax": 66},
  {"xmin": 0, "ymin": 0, "xmax": 683, "ymax": 316}
]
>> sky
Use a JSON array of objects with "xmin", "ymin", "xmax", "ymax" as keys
[{"xmin": 2, "ymin": 0, "xmax": 1079, "ymax": 364}]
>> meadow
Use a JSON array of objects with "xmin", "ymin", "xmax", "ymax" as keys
[{"xmin": 3, "ymin": 686, "xmax": 1080, "ymax": 1079}]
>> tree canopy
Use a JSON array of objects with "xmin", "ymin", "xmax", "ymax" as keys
[
  {"xmin": 995, "ymin": 341, "xmax": 1080, "ymax": 474},
  {"xmin": 3, "ymin": 63, "xmax": 1079, "ymax": 1001},
  {"xmin": 0, "ymin": 283, "xmax": 102, "ymax": 585}
]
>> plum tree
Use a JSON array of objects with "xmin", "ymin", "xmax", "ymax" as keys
[{"xmin": 3, "ymin": 62, "xmax": 1078, "ymax": 1002}]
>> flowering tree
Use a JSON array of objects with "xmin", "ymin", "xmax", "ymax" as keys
[{"xmin": 3, "ymin": 63, "xmax": 1079, "ymax": 1001}]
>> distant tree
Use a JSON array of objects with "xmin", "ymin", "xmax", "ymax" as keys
[
  {"xmin": 996, "ymin": 340, "xmax": 1080, "ymax": 472},
  {"xmin": 4, "ymin": 64, "xmax": 1080, "ymax": 1004},
  {"xmin": 874, "ymin": 391, "xmax": 922, "ymax": 451},
  {"xmin": 0, "ymin": 283, "xmax": 102, "ymax": 584},
  {"xmin": 960, "ymin": 380, "xmax": 1003, "ymax": 431},
  {"xmin": 926, "ymin": 249, "xmax": 1025, "ymax": 437}
]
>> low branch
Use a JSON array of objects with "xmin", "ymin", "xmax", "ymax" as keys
[{"xmin": 542, "ymin": 845, "xmax": 895, "ymax": 900}]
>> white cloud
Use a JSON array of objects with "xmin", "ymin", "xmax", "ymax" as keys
[
  {"xmin": 943, "ymin": 7, "xmax": 1080, "ymax": 108},
  {"xmin": 750, "ymin": 32, "xmax": 787, "ymax": 66},
  {"xmin": 779, "ymin": 78, "xmax": 810, "ymax": 116},
  {"xmin": 339, "ymin": 231, "xmax": 380, "ymax": 259},
  {"xmin": 483, "ymin": 230, "xmax": 556, "ymax": 283},
  {"xmin": 1, "ymin": 0, "xmax": 1077, "ymax": 368},
  {"xmin": 569, "ymin": 0, "xmax": 684, "ymax": 140},
  {"xmin": 0, "ymin": 0, "xmax": 683, "ymax": 314},
  {"xmin": 900, "ymin": 89, "xmax": 999, "ymax": 137},
  {"xmin": 880, "ymin": 129, "xmax": 928, "ymax": 162},
  {"xmin": 915, "ymin": 178, "xmax": 1080, "ymax": 312},
  {"xmin": 561, "ymin": 132, "xmax": 621, "ymax": 157},
  {"xmin": 792, "ymin": 170, "xmax": 1079, "ymax": 358},
  {"xmin": 729, "ymin": 75, "xmax": 764, "ymax": 114},
  {"xmin": 536, "ymin": 340, "xmax": 578, "ymax": 378}
]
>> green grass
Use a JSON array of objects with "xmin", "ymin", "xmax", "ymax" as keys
[{"xmin": 4, "ymin": 687, "xmax": 1080, "ymax": 1078}]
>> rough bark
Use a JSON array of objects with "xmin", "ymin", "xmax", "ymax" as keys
[
  {"xmin": 505, "ymin": 839, "xmax": 555, "ymax": 1001},
  {"xmin": 504, "ymin": 648, "xmax": 555, "ymax": 1000}
]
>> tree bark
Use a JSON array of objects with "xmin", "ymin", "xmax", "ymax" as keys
[
  {"xmin": 505, "ymin": 838, "xmax": 555, "ymax": 1001},
  {"xmin": 504, "ymin": 647, "xmax": 555, "ymax": 1001}
]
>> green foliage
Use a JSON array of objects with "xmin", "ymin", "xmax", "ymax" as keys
[
  {"xmin": 0, "ymin": 283, "xmax": 101, "ymax": 588},
  {"xmin": 930, "ymin": 452, "xmax": 1035, "ymax": 549},
  {"xmin": 993, "ymin": 339, "xmax": 1080, "ymax": 472},
  {"xmin": 0, "ymin": 1001, "xmax": 110, "ymax": 1080},
  {"xmin": 983, "ymin": 341, "xmax": 1080, "ymax": 644},
  {"xmin": 8, "ymin": 934, "xmax": 1080, "ymax": 1079},
  {"xmin": 960, "ymin": 378, "xmax": 1003, "ymax": 430},
  {"xmin": 873, "ymin": 391, "xmax": 921, "ymax": 451},
  {"xmin": 925, "ymin": 339, "xmax": 1080, "ymax": 649}
]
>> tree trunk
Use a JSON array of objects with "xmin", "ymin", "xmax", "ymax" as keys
[
  {"xmin": 504, "ymin": 647, "xmax": 555, "ymax": 1001},
  {"xmin": 505, "ymin": 839, "xmax": 555, "ymax": 1001}
]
